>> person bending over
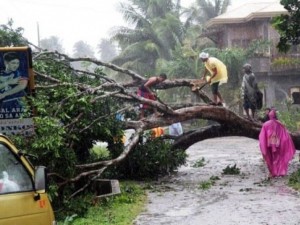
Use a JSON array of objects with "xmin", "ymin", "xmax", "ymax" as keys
[
  {"xmin": 199, "ymin": 52, "xmax": 228, "ymax": 106},
  {"xmin": 137, "ymin": 73, "xmax": 167, "ymax": 119}
]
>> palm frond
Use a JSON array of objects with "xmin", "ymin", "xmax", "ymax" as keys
[{"xmin": 118, "ymin": 2, "xmax": 150, "ymax": 28}]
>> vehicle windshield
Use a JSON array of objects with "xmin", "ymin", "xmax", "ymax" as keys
[{"xmin": 0, "ymin": 143, "xmax": 33, "ymax": 194}]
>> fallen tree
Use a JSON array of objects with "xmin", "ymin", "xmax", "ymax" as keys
[
  {"xmin": 14, "ymin": 49, "xmax": 300, "ymax": 199},
  {"xmin": 43, "ymin": 55, "xmax": 299, "ymax": 140}
]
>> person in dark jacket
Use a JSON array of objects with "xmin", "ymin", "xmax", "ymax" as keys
[{"xmin": 241, "ymin": 63, "xmax": 259, "ymax": 121}]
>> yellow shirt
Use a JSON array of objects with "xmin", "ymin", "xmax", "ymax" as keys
[{"xmin": 205, "ymin": 57, "xmax": 228, "ymax": 85}]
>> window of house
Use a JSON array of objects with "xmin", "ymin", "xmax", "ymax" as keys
[
  {"xmin": 290, "ymin": 87, "xmax": 300, "ymax": 95},
  {"xmin": 0, "ymin": 143, "xmax": 33, "ymax": 194},
  {"xmin": 291, "ymin": 87, "xmax": 300, "ymax": 104}
]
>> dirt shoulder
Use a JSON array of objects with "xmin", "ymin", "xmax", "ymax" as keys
[{"xmin": 134, "ymin": 137, "xmax": 300, "ymax": 225}]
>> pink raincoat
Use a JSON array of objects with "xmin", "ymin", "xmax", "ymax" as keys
[{"xmin": 259, "ymin": 110, "xmax": 295, "ymax": 177}]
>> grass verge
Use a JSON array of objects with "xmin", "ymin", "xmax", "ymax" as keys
[{"xmin": 58, "ymin": 181, "xmax": 147, "ymax": 225}]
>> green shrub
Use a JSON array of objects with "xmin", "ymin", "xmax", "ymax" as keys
[
  {"xmin": 107, "ymin": 134, "xmax": 187, "ymax": 179},
  {"xmin": 90, "ymin": 144, "xmax": 110, "ymax": 160},
  {"xmin": 56, "ymin": 193, "xmax": 94, "ymax": 221},
  {"xmin": 277, "ymin": 107, "xmax": 300, "ymax": 132}
]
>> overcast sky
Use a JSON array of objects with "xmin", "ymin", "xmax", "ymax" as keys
[{"xmin": 0, "ymin": 0, "xmax": 267, "ymax": 55}]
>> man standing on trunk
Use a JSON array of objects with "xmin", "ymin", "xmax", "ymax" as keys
[
  {"xmin": 241, "ymin": 63, "xmax": 259, "ymax": 121},
  {"xmin": 199, "ymin": 52, "xmax": 228, "ymax": 106}
]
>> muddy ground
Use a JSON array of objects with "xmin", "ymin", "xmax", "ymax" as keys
[{"xmin": 133, "ymin": 137, "xmax": 300, "ymax": 225}]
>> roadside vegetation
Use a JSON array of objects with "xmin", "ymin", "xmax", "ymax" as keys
[
  {"xmin": 222, "ymin": 164, "xmax": 241, "ymax": 175},
  {"xmin": 288, "ymin": 169, "xmax": 300, "ymax": 191},
  {"xmin": 198, "ymin": 176, "xmax": 220, "ymax": 190},
  {"xmin": 192, "ymin": 157, "xmax": 207, "ymax": 168},
  {"xmin": 57, "ymin": 181, "xmax": 147, "ymax": 225}
]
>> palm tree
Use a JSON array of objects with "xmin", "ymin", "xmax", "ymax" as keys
[
  {"xmin": 110, "ymin": 0, "xmax": 184, "ymax": 75},
  {"xmin": 157, "ymin": 0, "xmax": 237, "ymax": 103},
  {"xmin": 182, "ymin": 0, "xmax": 231, "ymax": 26},
  {"xmin": 178, "ymin": 0, "xmax": 232, "ymax": 77}
]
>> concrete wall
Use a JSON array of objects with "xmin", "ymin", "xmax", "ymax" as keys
[{"xmin": 255, "ymin": 73, "xmax": 300, "ymax": 108}]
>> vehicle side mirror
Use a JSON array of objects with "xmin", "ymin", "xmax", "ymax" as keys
[{"xmin": 34, "ymin": 166, "xmax": 47, "ymax": 192}]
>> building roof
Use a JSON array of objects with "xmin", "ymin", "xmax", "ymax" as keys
[{"xmin": 206, "ymin": 0, "xmax": 287, "ymax": 28}]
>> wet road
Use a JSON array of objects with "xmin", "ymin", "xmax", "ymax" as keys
[{"xmin": 133, "ymin": 137, "xmax": 300, "ymax": 225}]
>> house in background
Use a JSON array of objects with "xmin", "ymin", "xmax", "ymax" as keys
[{"xmin": 204, "ymin": 0, "xmax": 300, "ymax": 108}]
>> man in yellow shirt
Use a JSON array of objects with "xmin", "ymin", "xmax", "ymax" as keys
[{"xmin": 199, "ymin": 52, "xmax": 228, "ymax": 106}]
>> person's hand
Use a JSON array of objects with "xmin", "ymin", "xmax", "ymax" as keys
[{"xmin": 207, "ymin": 78, "xmax": 211, "ymax": 84}]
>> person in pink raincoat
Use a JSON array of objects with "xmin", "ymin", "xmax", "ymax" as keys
[{"xmin": 259, "ymin": 109, "xmax": 296, "ymax": 178}]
